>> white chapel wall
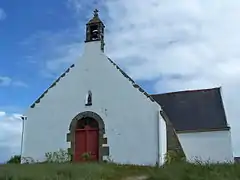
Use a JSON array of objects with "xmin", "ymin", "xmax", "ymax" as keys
[
  {"xmin": 22, "ymin": 41, "xmax": 167, "ymax": 166},
  {"xmin": 177, "ymin": 130, "xmax": 234, "ymax": 163}
]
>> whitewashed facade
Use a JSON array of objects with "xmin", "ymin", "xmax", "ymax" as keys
[{"xmin": 21, "ymin": 40, "xmax": 167, "ymax": 165}]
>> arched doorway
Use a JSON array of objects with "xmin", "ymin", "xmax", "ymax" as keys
[
  {"xmin": 74, "ymin": 117, "xmax": 99, "ymax": 161},
  {"xmin": 67, "ymin": 111, "xmax": 109, "ymax": 162}
]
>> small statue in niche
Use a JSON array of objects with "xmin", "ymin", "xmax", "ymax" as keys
[{"xmin": 85, "ymin": 90, "xmax": 92, "ymax": 106}]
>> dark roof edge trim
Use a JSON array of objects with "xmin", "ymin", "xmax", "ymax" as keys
[
  {"xmin": 107, "ymin": 57, "xmax": 155, "ymax": 103},
  {"xmin": 30, "ymin": 64, "xmax": 75, "ymax": 108},
  {"xmin": 151, "ymin": 86, "xmax": 221, "ymax": 96},
  {"xmin": 176, "ymin": 126, "xmax": 231, "ymax": 134},
  {"xmin": 160, "ymin": 110, "xmax": 173, "ymax": 125},
  {"xmin": 30, "ymin": 56, "xmax": 158, "ymax": 109},
  {"xmin": 219, "ymin": 86, "xmax": 230, "ymax": 127}
]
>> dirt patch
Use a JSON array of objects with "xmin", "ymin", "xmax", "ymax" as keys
[{"xmin": 124, "ymin": 175, "xmax": 149, "ymax": 180}]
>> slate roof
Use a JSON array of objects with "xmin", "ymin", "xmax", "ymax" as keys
[
  {"xmin": 86, "ymin": 9, "xmax": 104, "ymax": 25},
  {"xmin": 234, "ymin": 157, "xmax": 240, "ymax": 163},
  {"xmin": 151, "ymin": 87, "xmax": 230, "ymax": 132},
  {"xmin": 87, "ymin": 15, "xmax": 104, "ymax": 25}
]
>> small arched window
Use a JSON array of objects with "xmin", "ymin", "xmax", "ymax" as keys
[{"xmin": 85, "ymin": 90, "xmax": 92, "ymax": 106}]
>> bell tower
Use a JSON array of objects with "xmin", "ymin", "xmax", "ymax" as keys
[{"xmin": 85, "ymin": 9, "xmax": 105, "ymax": 52}]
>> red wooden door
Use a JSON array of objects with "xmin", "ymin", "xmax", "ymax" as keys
[
  {"xmin": 74, "ymin": 130, "xmax": 86, "ymax": 161},
  {"xmin": 74, "ymin": 124, "xmax": 99, "ymax": 162}
]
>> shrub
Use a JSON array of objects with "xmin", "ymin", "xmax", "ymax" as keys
[
  {"xmin": 21, "ymin": 157, "xmax": 36, "ymax": 164},
  {"xmin": 81, "ymin": 152, "xmax": 92, "ymax": 161},
  {"xmin": 6, "ymin": 155, "xmax": 21, "ymax": 164},
  {"xmin": 45, "ymin": 149, "xmax": 71, "ymax": 163},
  {"xmin": 164, "ymin": 150, "xmax": 186, "ymax": 164},
  {"xmin": 104, "ymin": 155, "xmax": 114, "ymax": 163}
]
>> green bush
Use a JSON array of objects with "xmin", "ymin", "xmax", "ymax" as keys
[
  {"xmin": 6, "ymin": 155, "xmax": 21, "ymax": 164},
  {"xmin": 21, "ymin": 156, "xmax": 35, "ymax": 164},
  {"xmin": 45, "ymin": 149, "xmax": 70, "ymax": 163},
  {"xmin": 81, "ymin": 152, "xmax": 92, "ymax": 161},
  {"xmin": 164, "ymin": 150, "xmax": 186, "ymax": 164}
]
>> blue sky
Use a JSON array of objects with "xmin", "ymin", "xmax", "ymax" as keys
[
  {"xmin": 0, "ymin": 0, "xmax": 79, "ymax": 112},
  {"xmin": 0, "ymin": 0, "xmax": 155, "ymax": 162},
  {"xmin": 0, "ymin": 0, "xmax": 155, "ymax": 114},
  {"xmin": 1, "ymin": 0, "xmax": 240, "ymax": 162}
]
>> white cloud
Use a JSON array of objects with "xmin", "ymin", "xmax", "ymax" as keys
[
  {"xmin": 0, "ymin": 76, "xmax": 28, "ymax": 88},
  {"xmin": 12, "ymin": 81, "xmax": 28, "ymax": 88},
  {"xmin": 0, "ymin": 77, "xmax": 12, "ymax": 86},
  {"xmin": 66, "ymin": 0, "xmax": 240, "ymax": 156},
  {"xmin": 0, "ymin": 112, "xmax": 22, "ymax": 162},
  {"xmin": 40, "ymin": 42, "xmax": 83, "ymax": 78},
  {"xmin": 0, "ymin": 8, "xmax": 6, "ymax": 21},
  {"xmin": 20, "ymin": 29, "xmax": 83, "ymax": 79},
  {"xmin": 0, "ymin": 111, "xmax": 6, "ymax": 117}
]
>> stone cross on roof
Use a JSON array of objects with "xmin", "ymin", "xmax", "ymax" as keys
[{"xmin": 93, "ymin": 9, "xmax": 99, "ymax": 17}]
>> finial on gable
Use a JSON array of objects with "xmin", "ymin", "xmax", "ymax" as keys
[
  {"xmin": 93, "ymin": 9, "xmax": 99, "ymax": 17},
  {"xmin": 87, "ymin": 9, "xmax": 103, "ymax": 25},
  {"xmin": 85, "ymin": 9, "xmax": 105, "ymax": 52}
]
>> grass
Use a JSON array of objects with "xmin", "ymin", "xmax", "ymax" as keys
[{"xmin": 0, "ymin": 162, "xmax": 240, "ymax": 180}]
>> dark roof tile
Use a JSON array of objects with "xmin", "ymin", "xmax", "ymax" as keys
[
  {"xmin": 234, "ymin": 157, "xmax": 240, "ymax": 163},
  {"xmin": 151, "ymin": 87, "xmax": 229, "ymax": 132}
]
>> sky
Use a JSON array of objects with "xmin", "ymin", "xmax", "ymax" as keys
[{"xmin": 0, "ymin": 0, "xmax": 240, "ymax": 162}]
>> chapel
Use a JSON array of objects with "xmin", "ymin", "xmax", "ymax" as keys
[{"xmin": 21, "ymin": 9, "xmax": 234, "ymax": 165}]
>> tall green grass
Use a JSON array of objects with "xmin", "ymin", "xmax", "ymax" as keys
[
  {"xmin": 2, "ymin": 149, "xmax": 238, "ymax": 180},
  {"xmin": 0, "ymin": 162, "xmax": 240, "ymax": 180}
]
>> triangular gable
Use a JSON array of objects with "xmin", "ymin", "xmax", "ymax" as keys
[{"xmin": 30, "ymin": 57, "xmax": 155, "ymax": 108}]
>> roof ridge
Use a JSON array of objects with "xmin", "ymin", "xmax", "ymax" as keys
[
  {"xmin": 151, "ymin": 86, "xmax": 221, "ymax": 96},
  {"xmin": 30, "ymin": 64, "xmax": 75, "ymax": 108}
]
